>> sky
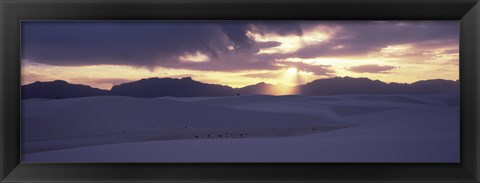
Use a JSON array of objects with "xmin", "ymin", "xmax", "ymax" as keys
[{"xmin": 21, "ymin": 21, "xmax": 459, "ymax": 90}]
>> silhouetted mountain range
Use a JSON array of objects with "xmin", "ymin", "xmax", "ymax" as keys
[
  {"xmin": 110, "ymin": 77, "xmax": 236, "ymax": 97},
  {"xmin": 22, "ymin": 77, "xmax": 460, "ymax": 99},
  {"xmin": 299, "ymin": 77, "xmax": 459, "ymax": 95},
  {"xmin": 22, "ymin": 80, "xmax": 109, "ymax": 99}
]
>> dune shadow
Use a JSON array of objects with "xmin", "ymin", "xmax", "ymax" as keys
[
  {"xmin": 23, "ymin": 125, "xmax": 352, "ymax": 154},
  {"xmin": 327, "ymin": 105, "xmax": 400, "ymax": 117}
]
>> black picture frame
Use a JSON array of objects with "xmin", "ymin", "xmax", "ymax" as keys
[{"xmin": 1, "ymin": 0, "xmax": 479, "ymax": 182}]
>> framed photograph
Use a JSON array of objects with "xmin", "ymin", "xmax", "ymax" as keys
[{"xmin": 1, "ymin": 0, "xmax": 479, "ymax": 182}]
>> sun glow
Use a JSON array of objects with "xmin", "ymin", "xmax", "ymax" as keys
[
  {"xmin": 283, "ymin": 67, "xmax": 302, "ymax": 85},
  {"xmin": 22, "ymin": 22, "xmax": 459, "ymax": 93},
  {"xmin": 287, "ymin": 67, "xmax": 298, "ymax": 74}
]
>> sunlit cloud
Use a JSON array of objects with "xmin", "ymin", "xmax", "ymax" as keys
[
  {"xmin": 379, "ymin": 44, "xmax": 414, "ymax": 56},
  {"xmin": 21, "ymin": 21, "xmax": 459, "ymax": 89},
  {"xmin": 178, "ymin": 51, "xmax": 210, "ymax": 63},
  {"xmin": 247, "ymin": 31, "xmax": 303, "ymax": 54},
  {"xmin": 247, "ymin": 24, "xmax": 336, "ymax": 54},
  {"xmin": 301, "ymin": 25, "xmax": 339, "ymax": 44}
]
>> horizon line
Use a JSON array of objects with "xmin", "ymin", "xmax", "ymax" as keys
[{"xmin": 22, "ymin": 76, "xmax": 460, "ymax": 91}]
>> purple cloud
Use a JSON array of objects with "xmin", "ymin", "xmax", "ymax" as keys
[
  {"xmin": 285, "ymin": 62, "xmax": 334, "ymax": 76},
  {"xmin": 21, "ymin": 21, "xmax": 458, "ymax": 72},
  {"xmin": 348, "ymin": 64, "xmax": 396, "ymax": 73}
]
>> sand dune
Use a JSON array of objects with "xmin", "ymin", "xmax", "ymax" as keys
[{"xmin": 22, "ymin": 93, "xmax": 459, "ymax": 162}]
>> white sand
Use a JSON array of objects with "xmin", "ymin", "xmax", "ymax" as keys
[{"xmin": 22, "ymin": 93, "xmax": 459, "ymax": 162}]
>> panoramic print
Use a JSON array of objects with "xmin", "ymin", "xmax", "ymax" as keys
[{"xmin": 21, "ymin": 21, "xmax": 459, "ymax": 162}]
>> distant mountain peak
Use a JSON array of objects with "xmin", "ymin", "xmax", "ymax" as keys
[
  {"xmin": 141, "ymin": 77, "xmax": 161, "ymax": 81},
  {"xmin": 254, "ymin": 82, "xmax": 271, "ymax": 85},
  {"xmin": 301, "ymin": 77, "xmax": 458, "ymax": 95},
  {"xmin": 22, "ymin": 80, "xmax": 108, "ymax": 99},
  {"xmin": 22, "ymin": 77, "xmax": 460, "ymax": 99},
  {"xmin": 110, "ymin": 76, "xmax": 235, "ymax": 97},
  {"xmin": 139, "ymin": 77, "xmax": 194, "ymax": 82},
  {"xmin": 31, "ymin": 80, "xmax": 69, "ymax": 85},
  {"xmin": 51, "ymin": 80, "xmax": 68, "ymax": 83}
]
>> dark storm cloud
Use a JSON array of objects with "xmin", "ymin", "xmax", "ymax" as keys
[
  {"xmin": 348, "ymin": 64, "xmax": 396, "ymax": 73},
  {"xmin": 23, "ymin": 21, "xmax": 231, "ymax": 67},
  {"xmin": 219, "ymin": 22, "xmax": 253, "ymax": 49},
  {"xmin": 22, "ymin": 21, "xmax": 458, "ymax": 71},
  {"xmin": 251, "ymin": 22, "xmax": 303, "ymax": 36},
  {"xmin": 22, "ymin": 21, "xmax": 304, "ymax": 70}
]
